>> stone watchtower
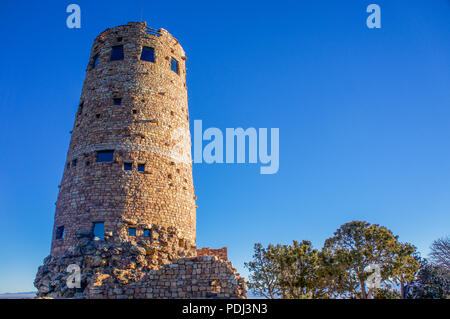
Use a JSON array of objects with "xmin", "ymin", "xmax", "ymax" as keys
[
  {"xmin": 52, "ymin": 22, "xmax": 195, "ymax": 256},
  {"xmin": 35, "ymin": 22, "xmax": 246, "ymax": 299}
]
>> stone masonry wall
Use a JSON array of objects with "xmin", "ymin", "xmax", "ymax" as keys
[
  {"xmin": 51, "ymin": 22, "xmax": 196, "ymax": 257},
  {"xmin": 87, "ymin": 256, "xmax": 246, "ymax": 299},
  {"xmin": 197, "ymin": 247, "xmax": 228, "ymax": 261}
]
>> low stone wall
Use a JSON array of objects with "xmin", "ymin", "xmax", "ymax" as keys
[
  {"xmin": 86, "ymin": 256, "xmax": 245, "ymax": 299},
  {"xmin": 197, "ymin": 247, "xmax": 228, "ymax": 261},
  {"xmin": 34, "ymin": 231, "xmax": 246, "ymax": 299}
]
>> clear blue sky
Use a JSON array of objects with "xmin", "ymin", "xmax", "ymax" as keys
[{"xmin": 0, "ymin": 0, "xmax": 449, "ymax": 293}]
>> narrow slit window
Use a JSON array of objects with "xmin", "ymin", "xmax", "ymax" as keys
[
  {"xmin": 110, "ymin": 45, "xmax": 124, "ymax": 61},
  {"xmin": 140, "ymin": 47, "xmax": 155, "ymax": 62},
  {"xmin": 78, "ymin": 102, "xmax": 84, "ymax": 115},
  {"xmin": 96, "ymin": 150, "xmax": 114, "ymax": 162},
  {"xmin": 171, "ymin": 57, "xmax": 179, "ymax": 74},
  {"xmin": 113, "ymin": 98, "xmax": 122, "ymax": 105},
  {"xmin": 123, "ymin": 162, "xmax": 132, "ymax": 171},
  {"xmin": 92, "ymin": 54, "xmax": 99, "ymax": 69},
  {"xmin": 93, "ymin": 222, "xmax": 104, "ymax": 241},
  {"xmin": 143, "ymin": 229, "xmax": 151, "ymax": 238},
  {"xmin": 129, "ymin": 228, "xmax": 136, "ymax": 237},
  {"xmin": 55, "ymin": 226, "xmax": 65, "ymax": 240},
  {"xmin": 138, "ymin": 164, "xmax": 145, "ymax": 173},
  {"xmin": 71, "ymin": 159, "xmax": 77, "ymax": 167}
]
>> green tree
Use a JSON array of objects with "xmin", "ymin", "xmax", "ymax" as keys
[
  {"xmin": 245, "ymin": 241, "xmax": 328, "ymax": 299},
  {"xmin": 244, "ymin": 243, "xmax": 281, "ymax": 298},
  {"xmin": 407, "ymin": 260, "xmax": 450, "ymax": 299},
  {"xmin": 373, "ymin": 287, "xmax": 401, "ymax": 299},
  {"xmin": 323, "ymin": 221, "xmax": 401, "ymax": 299},
  {"xmin": 386, "ymin": 242, "xmax": 420, "ymax": 298},
  {"xmin": 245, "ymin": 221, "xmax": 423, "ymax": 299},
  {"xmin": 275, "ymin": 240, "xmax": 327, "ymax": 299}
]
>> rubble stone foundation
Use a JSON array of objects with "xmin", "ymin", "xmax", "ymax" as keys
[{"xmin": 35, "ymin": 231, "xmax": 246, "ymax": 299}]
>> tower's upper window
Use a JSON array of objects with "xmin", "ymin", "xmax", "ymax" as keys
[
  {"xmin": 171, "ymin": 57, "xmax": 179, "ymax": 74},
  {"xmin": 96, "ymin": 150, "xmax": 114, "ymax": 162},
  {"xmin": 92, "ymin": 54, "xmax": 99, "ymax": 69},
  {"xmin": 93, "ymin": 222, "xmax": 104, "ymax": 241},
  {"xmin": 113, "ymin": 98, "xmax": 122, "ymax": 106},
  {"xmin": 138, "ymin": 163, "xmax": 145, "ymax": 173},
  {"xmin": 140, "ymin": 47, "xmax": 155, "ymax": 62},
  {"xmin": 128, "ymin": 228, "xmax": 136, "ymax": 237},
  {"xmin": 110, "ymin": 45, "xmax": 124, "ymax": 61},
  {"xmin": 55, "ymin": 226, "xmax": 65, "ymax": 240},
  {"xmin": 71, "ymin": 158, "xmax": 77, "ymax": 167},
  {"xmin": 123, "ymin": 162, "xmax": 132, "ymax": 171}
]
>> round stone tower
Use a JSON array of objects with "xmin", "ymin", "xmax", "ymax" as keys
[{"xmin": 51, "ymin": 22, "xmax": 196, "ymax": 257}]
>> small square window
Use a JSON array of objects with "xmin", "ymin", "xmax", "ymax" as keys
[
  {"xmin": 85, "ymin": 161, "xmax": 90, "ymax": 167},
  {"xmin": 123, "ymin": 162, "xmax": 132, "ymax": 171},
  {"xmin": 71, "ymin": 159, "xmax": 77, "ymax": 167},
  {"xmin": 55, "ymin": 226, "xmax": 65, "ymax": 239},
  {"xmin": 171, "ymin": 57, "xmax": 179, "ymax": 74},
  {"xmin": 117, "ymin": 37, "xmax": 123, "ymax": 42},
  {"xmin": 140, "ymin": 47, "xmax": 155, "ymax": 62},
  {"xmin": 129, "ymin": 228, "xmax": 136, "ymax": 237},
  {"xmin": 93, "ymin": 222, "xmax": 104, "ymax": 241},
  {"xmin": 97, "ymin": 150, "xmax": 114, "ymax": 162},
  {"xmin": 110, "ymin": 45, "xmax": 124, "ymax": 61},
  {"xmin": 138, "ymin": 164, "xmax": 145, "ymax": 173},
  {"xmin": 143, "ymin": 229, "xmax": 151, "ymax": 238},
  {"xmin": 92, "ymin": 54, "xmax": 99, "ymax": 69},
  {"xmin": 113, "ymin": 98, "xmax": 122, "ymax": 105}
]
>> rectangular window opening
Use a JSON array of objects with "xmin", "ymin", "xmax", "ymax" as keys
[
  {"xmin": 123, "ymin": 162, "xmax": 133, "ymax": 171},
  {"xmin": 55, "ymin": 226, "xmax": 65, "ymax": 240},
  {"xmin": 143, "ymin": 229, "xmax": 151, "ymax": 238},
  {"xmin": 110, "ymin": 45, "xmax": 124, "ymax": 61},
  {"xmin": 96, "ymin": 150, "xmax": 114, "ymax": 162},
  {"xmin": 170, "ymin": 57, "xmax": 179, "ymax": 74},
  {"xmin": 71, "ymin": 158, "xmax": 77, "ymax": 167},
  {"xmin": 140, "ymin": 47, "xmax": 155, "ymax": 62},
  {"xmin": 113, "ymin": 98, "xmax": 122, "ymax": 106},
  {"xmin": 129, "ymin": 228, "xmax": 136, "ymax": 237},
  {"xmin": 92, "ymin": 54, "xmax": 99, "ymax": 69},
  {"xmin": 93, "ymin": 222, "xmax": 104, "ymax": 241},
  {"xmin": 138, "ymin": 163, "xmax": 145, "ymax": 173}
]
